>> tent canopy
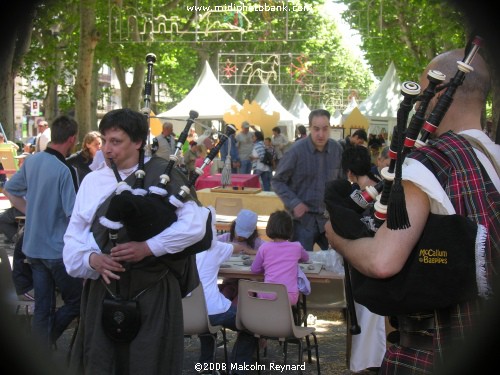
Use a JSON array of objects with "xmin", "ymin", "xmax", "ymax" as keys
[
  {"xmin": 358, "ymin": 62, "xmax": 402, "ymax": 136},
  {"xmin": 254, "ymin": 84, "xmax": 302, "ymax": 124},
  {"xmin": 330, "ymin": 109, "xmax": 342, "ymax": 127},
  {"xmin": 288, "ymin": 92, "xmax": 311, "ymax": 125},
  {"xmin": 156, "ymin": 61, "xmax": 242, "ymax": 127},
  {"xmin": 358, "ymin": 61, "xmax": 401, "ymax": 119},
  {"xmin": 254, "ymin": 84, "xmax": 301, "ymax": 140},
  {"xmin": 341, "ymin": 97, "xmax": 359, "ymax": 119}
]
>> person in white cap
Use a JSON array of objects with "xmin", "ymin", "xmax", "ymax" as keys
[{"xmin": 217, "ymin": 209, "xmax": 266, "ymax": 255}]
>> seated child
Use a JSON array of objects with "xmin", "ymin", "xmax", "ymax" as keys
[
  {"xmin": 251, "ymin": 210, "xmax": 309, "ymax": 305},
  {"xmin": 217, "ymin": 208, "xmax": 266, "ymax": 255},
  {"xmin": 217, "ymin": 209, "xmax": 267, "ymax": 302}
]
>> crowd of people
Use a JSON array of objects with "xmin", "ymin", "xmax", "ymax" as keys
[
  {"xmin": 147, "ymin": 119, "xmax": 297, "ymax": 192},
  {"xmin": 0, "ymin": 45, "xmax": 498, "ymax": 375}
]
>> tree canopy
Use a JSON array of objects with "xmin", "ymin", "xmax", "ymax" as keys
[
  {"xmin": 14, "ymin": 0, "xmax": 375, "ymax": 139},
  {"xmin": 2, "ymin": 0, "xmax": 499, "ymax": 141},
  {"xmin": 340, "ymin": 0, "xmax": 468, "ymax": 80},
  {"xmin": 340, "ymin": 0, "xmax": 498, "ymax": 139}
]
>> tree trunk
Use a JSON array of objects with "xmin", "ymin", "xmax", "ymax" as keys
[
  {"xmin": 0, "ymin": 48, "xmax": 15, "ymax": 139},
  {"xmin": 0, "ymin": 2, "xmax": 37, "ymax": 139},
  {"xmin": 74, "ymin": 0, "xmax": 99, "ymax": 137},
  {"xmin": 129, "ymin": 60, "xmax": 146, "ymax": 111},
  {"xmin": 110, "ymin": 22, "xmax": 146, "ymax": 111},
  {"xmin": 90, "ymin": 59, "xmax": 99, "ymax": 134}
]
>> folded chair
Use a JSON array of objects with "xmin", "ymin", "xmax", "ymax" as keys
[
  {"xmin": 182, "ymin": 283, "xmax": 228, "ymax": 374},
  {"xmin": 236, "ymin": 279, "xmax": 321, "ymax": 375}
]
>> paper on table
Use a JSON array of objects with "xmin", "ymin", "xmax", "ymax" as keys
[
  {"xmin": 299, "ymin": 263, "xmax": 323, "ymax": 274},
  {"xmin": 221, "ymin": 260, "xmax": 322, "ymax": 274}
]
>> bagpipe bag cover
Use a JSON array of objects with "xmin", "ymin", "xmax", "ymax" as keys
[{"xmin": 325, "ymin": 180, "xmax": 486, "ymax": 316}]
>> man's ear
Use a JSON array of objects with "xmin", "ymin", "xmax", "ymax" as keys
[
  {"xmin": 346, "ymin": 170, "xmax": 355, "ymax": 182},
  {"xmin": 135, "ymin": 139, "xmax": 144, "ymax": 151}
]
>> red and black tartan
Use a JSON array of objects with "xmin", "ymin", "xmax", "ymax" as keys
[{"xmin": 380, "ymin": 131, "xmax": 500, "ymax": 374}]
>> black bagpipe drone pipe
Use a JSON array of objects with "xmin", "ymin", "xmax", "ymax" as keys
[
  {"xmin": 142, "ymin": 53, "xmax": 157, "ymax": 156},
  {"xmin": 373, "ymin": 81, "xmax": 421, "ymax": 230},
  {"xmin": 401, "ymin": 69, "xmax": 446, "ymax": 158},
  {"xmin": 142, "ymin": 53, "xmax": 156, "ymax": 116},
  {"xmin": 348, "ymin": 70, "xmax": 444, "ymax": 216},
  {"xmin": 152, "ymin": 109, "xmax": 199, "ymax": 191},
  {"xmin": 324, "ymin": 37, "xmax": 488, "ymax": 316}
]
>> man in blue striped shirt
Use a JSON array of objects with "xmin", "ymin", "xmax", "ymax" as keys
[{"xmin": 272, "ymin": 109, "xmax": 343, "ymax": 251}]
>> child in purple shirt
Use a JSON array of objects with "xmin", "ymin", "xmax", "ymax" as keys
[{"xmin": 251, "ymin": 210, "xmax": 309, "ymax": 305}]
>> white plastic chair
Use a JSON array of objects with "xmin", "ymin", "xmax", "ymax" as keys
[
  {"xmin": 236, "ymin": 279, "xmax": 321, "ymax": 374},
  {"xmin": 182, "ymin": 283, "xmax": 228, "ymax": 373}
]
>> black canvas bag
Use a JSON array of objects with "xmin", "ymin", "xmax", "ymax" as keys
[{"xmin": 350, "ymin": 213, "xmax": 485, "ymax": 315}]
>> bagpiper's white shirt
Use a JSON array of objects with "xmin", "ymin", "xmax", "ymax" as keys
[{"xmin": 63, "ymin": 157, "xmax": 211, "ymax": 280}]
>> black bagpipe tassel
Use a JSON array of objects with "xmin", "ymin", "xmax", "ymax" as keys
[{"xmin": 386, "ymin": 134, "xmax": 410, "ymax": 230}]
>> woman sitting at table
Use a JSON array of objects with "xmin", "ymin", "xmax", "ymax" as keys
[
  {"xmin": 196, "ymin": 239, "xmax": 256, "ymax": 373},
  {"xmin": 250, "ymin": 210, "xmax": 309, "ymax": 305},
  {"xmin": 217, "ymin": 209, "xmax": 267, "ymax": 302}
]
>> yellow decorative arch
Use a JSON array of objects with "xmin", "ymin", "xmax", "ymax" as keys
[
  {"xmin": 342, "ymin": 107, "xmax": 369, "ymax": 130},
  {"xmin": 223, "ymin": 100, "xmax": 280, "ymax": 136}
]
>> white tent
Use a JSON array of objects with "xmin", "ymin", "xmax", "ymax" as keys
[
  {"xmin": 288, "ymin": 92, "xmax": 311, "ymax": 125},
  {"xmin": 254, "ymin": 84, "xmax": 301, "ymax": 140},
  {"xmin": 156, "ymin": 61, "xmax": 241, "ymax": 133},
  {"xmin": 358, "ymin": 61, "xmax": 402, "ymax": 137},
  {"xmin": 341, "ymin": 97, "xmax": 359, "ymax": 122},
  {"xmin": 331, "ymin": 109, "xmax": 342, "ymax": 127}
]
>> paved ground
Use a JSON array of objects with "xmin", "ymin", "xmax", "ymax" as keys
[{"xmin": 0, "ymin": 195, "xmax": 359, "ymax": 374}]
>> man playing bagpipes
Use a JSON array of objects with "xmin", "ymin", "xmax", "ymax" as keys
[
  {"xmin": 63, "ymin": 109, "xmax": 214, "ymax": 374},
  {"xmin": 325, "ymin": 47, "xmax": 499, "ymax": 374}
]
